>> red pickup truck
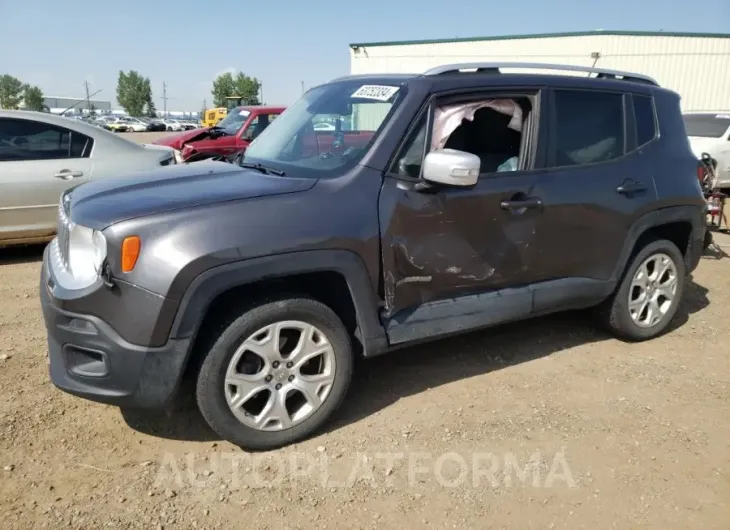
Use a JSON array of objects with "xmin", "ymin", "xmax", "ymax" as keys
[{"xmin": 153, "ymin": 105, "xmax": 285, "ymax": 162}]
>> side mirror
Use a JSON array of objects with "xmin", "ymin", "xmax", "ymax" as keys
[{"xmin": 422, "ymin": 149, "xmax": 480, "ymax": 187}]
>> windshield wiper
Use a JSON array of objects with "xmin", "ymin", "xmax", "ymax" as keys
[{"xmin": 239, "ymin": 162, "xmax": 286, "ymax": 176}]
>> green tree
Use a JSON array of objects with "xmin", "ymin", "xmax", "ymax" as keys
[
  {"xmin": 145, "ymin": 100, "xmax": 157, "ymax": 118},
  {"xmin": 23, "ymin": 84, "xmax": 45, "ymax": 111},
  {"xmin": 116, "ymin": 70, "xmax": 153, "ymax": 116},
  {"xmin": 0, "ymin": 74, "xmax": 24, "ymax": 109},
  {"xmin": 211, "ymin": 71, "xmax": 260, "ymax": 107}
]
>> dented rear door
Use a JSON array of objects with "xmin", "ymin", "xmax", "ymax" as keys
[{"xmin": 378, "ymin": 172, "xmax": 541, "ymax": 317}]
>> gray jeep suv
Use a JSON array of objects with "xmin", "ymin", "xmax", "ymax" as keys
[{"xmin": 40, "ymin": 63, "xmax": 706, "ymax": 450}]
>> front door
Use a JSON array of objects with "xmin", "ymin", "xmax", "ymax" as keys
[
  {"xmin": 378, "ymin": 92, "xmax": 544, "ymax": 344},
  {"xmin": 236, "ymin": 112, "xmax": 282, "ymax": 152},
  {"xmin": 0, "ymin": 117, "xmax": 92, "ymax": 242}
]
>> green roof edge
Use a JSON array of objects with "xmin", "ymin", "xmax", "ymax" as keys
[{"xmin": 349, "ymin": 30, "xmax": 730, "ymax": 48}]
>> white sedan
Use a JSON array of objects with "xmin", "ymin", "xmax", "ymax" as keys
[
  {"xmin": 683, "ymin": 112, "xmax": 730, "ymax": 189},
  {"xmin": 161, "ymin": 119, "xmax": 183, "ymax": 131},
  {"xmin": 118, "ymin": 116, "xmax": 149, "ymax": 132},
  {"xmin": 0, "ymin": 110, "xmax": 176, "ymax": 247},
  {"xmin": 313, "ymin": 122, "xmax": 336, "ymax": 131}
]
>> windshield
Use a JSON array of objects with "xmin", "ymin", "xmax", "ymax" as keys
[
  {"xmin": 214, "ymin": 107, "xmax": 251, "ymax": 134},
  {"xmin": 243, "ymin": 80, "xmax": 404, "ymax": 178},
  {"xmin": 683, "ymin": 114, "xmax": 730, "ymax": 138}
]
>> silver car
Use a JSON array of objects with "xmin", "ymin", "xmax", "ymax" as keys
[{"xmin": 0, "ymin": 110, "xmax": 176, "ymax": 247}]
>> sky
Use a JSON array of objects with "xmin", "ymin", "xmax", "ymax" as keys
[{"xmin": 2, "ymin": 0, "xmax": 728, "ymax": 112}]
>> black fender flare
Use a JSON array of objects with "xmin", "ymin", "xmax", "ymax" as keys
[
  {"xmin": 167, "ymin": 250, "xmax": 389, "ymax": 356},
  {"xmin": 609, "ymin": 204, "xmax": 705, "ymax": 284}
]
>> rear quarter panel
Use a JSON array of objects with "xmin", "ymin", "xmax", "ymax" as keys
[{"xmin": 651, "ymin": 90, "xmax": 706, "ymax": 211}]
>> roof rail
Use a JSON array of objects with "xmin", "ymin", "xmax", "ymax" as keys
[{"xmin": 422, "ymin": 62, "xmax": 659, "ymax": 86}]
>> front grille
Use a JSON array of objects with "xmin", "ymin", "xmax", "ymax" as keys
[{"xmin": 57, "ymin": 197, "xmax": 72, "ymax": 271}]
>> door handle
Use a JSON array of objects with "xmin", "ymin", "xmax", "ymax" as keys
[
  {"xmin": 616, "ymin": 181, "xmax": 647, "ymax": 195},
  {"xmin": 54, "ymin": 170, "xmax": 84, "ymax": 180},
  {"xmin": 500, "ymin": 197, "xmax": 542, "ymax": 210}
]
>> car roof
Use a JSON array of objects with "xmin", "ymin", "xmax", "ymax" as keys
[
  {"xmin": 0, "ymin": 110, "xmax": 144, "ymax": 153},
  {"xmin": 682, "ymin": 111, "xmax": 730, "ymax": 116},
  {"xmin": 237, "ymin": 105, "xmax": 287, "ymax": 112},
  {"xmin": 325, "ymin": 65, "xmax": 665, "ymax": 96}
]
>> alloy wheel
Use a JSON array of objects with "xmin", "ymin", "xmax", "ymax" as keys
[
  {"xmin": 628, "ymin": 253, "xmax": 678, "ymax": 328},
  {"xmin": 223, "ymin": 321, "xmax": 336, "ymax": 431}
]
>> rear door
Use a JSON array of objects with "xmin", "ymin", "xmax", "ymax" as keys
[
  {"xmin": 527, "ymin": 88, "xmax": 659, "ymax": 309},
  {"xmin": 0, "ymin": 117, "xmax": 92, "ymax": 241}
]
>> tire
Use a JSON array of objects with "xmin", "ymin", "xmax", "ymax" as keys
[
  {"xmin": 196, "ymin": 296, "xmax": 354, "ymax": 451},
  {"xmin": 703, "ymin": 230, "xmax": 713, "ymax": 250},
  {"xmin": 598, "ymin": 239, "xmax": 686, "ymax": 341}
]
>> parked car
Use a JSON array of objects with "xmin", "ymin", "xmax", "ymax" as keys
[
  {"xmin": 145, "ymin": 119, "xmax": 167, "ymax": 132},
  {"xmin": 683, "ymin": 111, "xmax": 730, "ymax": 189},
  {"xmin": 118, "ymin": 117, "xmax": 148, "ymax": 132},
  {"xmin": 153, "ymin": 106, "xmax": 285, "ymax": 161},
  {"xmin": 160, "ymin": 119, "xmax": 183, "ymax": 132},
  {"xmin": 0, "ymin": 110, "xmax": 176, "ymax": 247},
  {"xmin": 104, "ymin": 118, "xmax": 130, "ymax": 133},
  {"xmin": 178, "ymin": 120, "xmax": 199, "ymax": 131},
  {"xmin": 313, "ymin": 122, "xmax": 336, "ymax": 131},
  {"xmin": 39, "ymin": 63, "xmax": 706, "ymax": 451}
]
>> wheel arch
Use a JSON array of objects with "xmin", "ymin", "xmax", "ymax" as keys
[
  {"xmin": 168, "ymin": 250, "xmax": 389, "ymax": 358},
  {"xmin": 610, "ymin": 205, "xmax": 704, "ymax": 285}
]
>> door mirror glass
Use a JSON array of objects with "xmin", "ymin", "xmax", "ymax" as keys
[{"xmin": 422, "ymin": 148, "xmax": 480, "ymax": 187}]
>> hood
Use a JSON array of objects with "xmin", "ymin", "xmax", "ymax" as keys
[
  {"xmin": 153, "ymin": 128, "xmax": 211, "ymax": 149},
  {"xmin": 68, "ymin": 161, "xmax": 317, "ymax": 230},
  {"xmin": 688, "ymin": 136, "xmax": 721, "ymax": 158}
]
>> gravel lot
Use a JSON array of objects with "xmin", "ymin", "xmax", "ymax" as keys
[{"xmin": 1, "ymin": 139, "xmax": 729, "ymax": 529}]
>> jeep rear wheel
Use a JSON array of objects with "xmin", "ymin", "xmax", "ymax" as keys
[
  {"xmin": 196, "ymin": 297, "xmax": 353, "ymax": 451},
  {"xmin": 599, "ymin": 239, "xmax": 686, "ymax": 341}
]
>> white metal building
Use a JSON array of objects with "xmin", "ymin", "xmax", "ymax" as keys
[{"xmin": 349, "ymin": 30, "xmax": 730, "ymax": 111}]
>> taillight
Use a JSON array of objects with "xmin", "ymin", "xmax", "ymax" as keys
[{"xmin": 697, "ymin": 163, "xmax": 704, "ymax": 183}]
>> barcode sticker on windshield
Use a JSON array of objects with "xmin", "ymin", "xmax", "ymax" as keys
[
  {"xmin": 715, "ymin": 114, "xmax": 730, "ymax": 119},
  {"xmin": 351, "ymin": 85, "xmax": 400, "ymax": 101},
  {"xmin": 239, "ymin": 109, "xmax": 251, "ymax": 116}
]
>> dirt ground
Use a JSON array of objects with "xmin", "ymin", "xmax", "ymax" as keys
[{"xmin": 1, "ymin": 201, "xmax": 730, "ymax": 529}]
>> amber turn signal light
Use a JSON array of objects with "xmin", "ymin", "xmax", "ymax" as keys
[{"xmin": 121, "ymin": 236, "xmax": 141, "ymax": 273}]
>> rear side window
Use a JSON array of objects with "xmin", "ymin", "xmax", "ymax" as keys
[
  {"xmin": 550, "ymin": 89, "xmax": 625, "ymax": 167},
  {"xmin": 633, "ymin": 95, "xmax": 657, "ymax": 147},
  {"xmin": 0, "ymin": 118, "xmax": 93, "ymax": 162}
]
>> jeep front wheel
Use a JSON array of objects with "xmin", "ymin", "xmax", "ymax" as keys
[
  {"xmin": 600, "ymin": 239, "xmax": 686, "ymax": 341},
  {"xmin": 196, "ymin": 297, "xmax": 353, "ymax": 451}
]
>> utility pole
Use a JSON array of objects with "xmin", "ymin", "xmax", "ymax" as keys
[
  {"xmin": 162, "ymin": 82, "xmax": 168, "ymax": 117},
  {"xmin": 84, "ymin": 81, "xmax": 91, "ymax": 115},
  {"xmin": 259, "ymin": 83, "xmax": 263, "ymax": 105},
  {"xmin": 301, "ymin": 81, "xmax": 304, "ymax": 94}
]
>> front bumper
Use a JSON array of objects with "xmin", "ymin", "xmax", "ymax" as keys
[{"xmin": 40, "ymin": 245, "xmax": 191, "ymax": 408}]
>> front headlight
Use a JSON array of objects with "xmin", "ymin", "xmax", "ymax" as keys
[{"xmin": 67, "ymin": 225, "xmax": 107, "ymax": 284}]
